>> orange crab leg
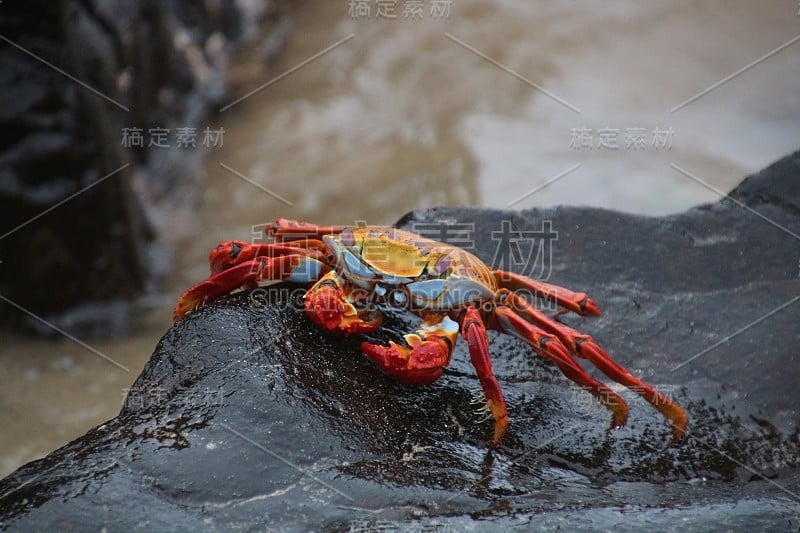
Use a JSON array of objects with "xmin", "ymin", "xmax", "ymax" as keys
[
  {"xmin": 174, "ymin": 255, "xmax": 327, "ymax": 322},
  {"xmin": 491, "ymin": 306, "xmax": 629, "ymax": 430},
  {"xmin": 460, "ymin": 306, "xmax": 508, "ymax": 447},
  {"xmin": 494, "ymin": 270, "xmax": 600, "ymax": 316},
  {"xmin": 502, "ymin": 290, "xmax": 688, "ymax": 442},
  {"xmin": 266, "ymin": 218, "xmax": 345, "ymax": 242},
  {"xmin": 209, "ymin": 240, "xmax": 328, "ymax": 274}
]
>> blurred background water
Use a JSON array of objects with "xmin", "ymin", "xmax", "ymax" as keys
[{"xmin": 2, "ymin": 0, "xmax": 798, "ymax": 477}]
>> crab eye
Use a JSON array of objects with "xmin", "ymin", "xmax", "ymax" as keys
[
  {"xmin": 389, "ymin": 289, "xmax": 408, "ymax": 308},
  {"xmin": 340, "ymin": 229, "xmax": 355, "ymax": 247},
  {"xmin": 229, "ymin": 242, "xmax": 242, "ymax": 259},
  {"xmin": 326, "ymin": 253, "xmax": 335, "ymax": 263}
]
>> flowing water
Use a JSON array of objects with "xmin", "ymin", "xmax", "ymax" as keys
[{"xmin": 2, "ymin": 0, "xmax": 798, "ymax": 477}]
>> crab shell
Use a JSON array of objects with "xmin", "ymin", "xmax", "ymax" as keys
[{"xmin": 324, "ymin": 227, "xmax": 498, "ymax": 311}]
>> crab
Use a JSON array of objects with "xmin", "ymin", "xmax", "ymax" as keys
[{"xmin": 174, "ymin": 218, "xmax": 687, "ymax": 446}]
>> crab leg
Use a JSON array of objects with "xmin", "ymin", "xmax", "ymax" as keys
[
  {"xmin": 460, "ymin": 305, "xmax": 509, "ymax": 447},
  {"xmin": 490, "ymin": 305, "xmax": 630, "ymax": 430},
  {"xmin": 267, "ymin": 218, "xmax": 344, "ymax": 243},
  {"xmin": 174, "ymin": 255, "xmax": 326, "ymax": 321},
  {"xmin": 494, "ymin": 270, "xmax": 600, "ymax": 316},
  {"xmin": 501, "ymin": 290, "xmax": 687, "ymax": 442},
  {"xmin": 209, "ymin": 240, "xmax": 328, "ymax": 274}
]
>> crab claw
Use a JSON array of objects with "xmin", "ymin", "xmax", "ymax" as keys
[
  {"xmin": 360, "ymin": 334, "xmax": 451, "ymax": 385},
  {"xmin": 304, "ymin": 273, "xmax": 381, "ymax": 335},
  {"xmin": 209, "ymin": 240, "xmax": 248, "ymax": 274}
]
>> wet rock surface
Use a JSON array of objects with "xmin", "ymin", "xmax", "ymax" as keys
[{"xmin": 2, "ymin": 151, "xmax": 799, "ymax": 530}]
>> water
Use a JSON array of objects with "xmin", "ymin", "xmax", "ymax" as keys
[{"xmin": 2, "ymin": 0, "xmax": 798, "ymax": 478}]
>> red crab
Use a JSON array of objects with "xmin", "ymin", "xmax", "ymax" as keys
[{"xmin": 174, "ymin": 219, "xmax": 687, "ymax": 446}]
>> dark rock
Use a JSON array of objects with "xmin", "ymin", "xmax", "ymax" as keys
[
  {"xmin": 0, "ymin": 1, "xmax": 288, "ymax": 336},
  {"xmin": 2, "ymin": 151, "xmax": 799, "ymax": 530}
]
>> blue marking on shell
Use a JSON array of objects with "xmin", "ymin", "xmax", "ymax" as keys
[
  {"xmin": 407, "ymin": 277, "xmax": 494, "ymax": 309},
  {"xmin": 286, "ymin": 258, "xmax": 324, "ymax": 282},
  {"xmin": 407, "ymin": 279, "xmax": 445, "ymax": 301},
  {"xmin": 342, "ymin": 249, "xmax": 377, "ymax": 280},
  {"xmin": 376, "ymin": 273, "xmax": 412, "ymax": 285}
]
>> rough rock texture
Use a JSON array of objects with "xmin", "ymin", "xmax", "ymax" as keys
[{"xmin": 1, "ymin": 151, "xmax": 799, "ymax": 530}]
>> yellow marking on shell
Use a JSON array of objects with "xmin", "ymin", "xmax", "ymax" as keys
[{"xmin": 354, "ymin": 229, "xmax": 441, "ymax": 278}]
